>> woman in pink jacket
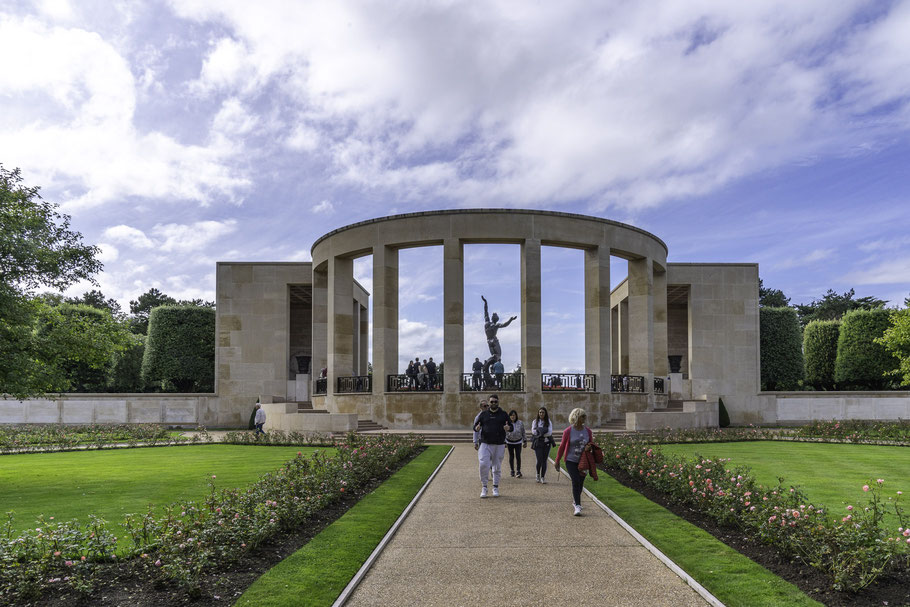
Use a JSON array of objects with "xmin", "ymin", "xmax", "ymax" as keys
[{"xmin": 553, "ymin": 407, "xmax": 593, "ymax": 516}]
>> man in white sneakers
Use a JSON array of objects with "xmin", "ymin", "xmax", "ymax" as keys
[{"xmin": 473, "ymin": 394, "xmax": 512, "ymax": 498}]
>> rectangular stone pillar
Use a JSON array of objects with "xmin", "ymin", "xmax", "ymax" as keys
[
  {"xmin": 611, "ymin": 305, "xmax": 620, "ymax": 375},
  {"xmin": 521, "ymin": 239, "xmax": 542, "ymax": 397},
  {"xmin": 584, "ymin": 246, "xmax": 611, "ymax": 393},
  {"xmin": 359, "ymin": 304, "xmax": 369, "ymax": 376},
  {"xmin": 328, "ymin": 256, "xmax": 354, "ymax": 392},
  {"xmin": 628, "ymin": 257, "xmax": 655, "ymax": 389},
  {"xmin": 312, "ymin": 264, "xmax": 328, "ymax": 383},
  {"xmin": 620, "ymin": 299, "xmax": 629, "ymax": 374},
  {"xmin": 443, "ymin": 238, "xmax": 464, "ymax": 394},
  {"xmin": 653, "ymin": 267, "xmax": 668, "ymax": 377},
  {"xmin": 352, "ymin": 300, "xmax": 360, "ymax": 374},
  {"xmin": 372, "ymin": 245, "xmax": 398, "ymax": 394}
]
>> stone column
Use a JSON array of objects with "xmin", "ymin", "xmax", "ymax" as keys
[
  {"xmin": 611, "ymin": 305, "xmax": 620, "ymax": 375},
  {"xmin": 521, "ymin": 238, "xmax": 542, "ymax": 400},
  {"xmin": 372, "ymin": 245, "xmax": 398, "ymax": 395},
  {"xmin": 328, "ymin": 256, "xmax": 354, "ymax": 393},
  {"xmin": 584, "ymin": 245, "xmax": 611, "ymax": 393},
  {"xmin": 628, "ymin": 257, "xmax": 655, "ymax": 394},
  {"xmin": 352, "ymin": 300, "xmax": 360, "ymax": 375},
  {"xmin": 359, "ymin": 304, "xmax": 369, "ymax": 376},
  {"xmin": 443, "ymin": 238, "xmax": 464, "ymax": 394},
  {"xmin": 653, "ymin": 266, "xmax": 668, "ymax": 377},
  {"xmin": 619, "ymin": 299, "xmax": 629, "ymax": 374},
  {"xmin": 312, "ymin": 264, "xmax": 328, "ymax": 386}
]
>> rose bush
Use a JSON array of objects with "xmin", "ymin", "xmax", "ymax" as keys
[
  {"xmin": 0, "ymin": 424, "xmax": 212, "ymax": 454},
  {"xmin": 598, "ymin": 432, "xmax": 909, "ymax": 592}
]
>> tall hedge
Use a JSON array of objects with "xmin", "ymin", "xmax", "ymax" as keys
[
  {"xmin": 803, "ymin": 320, "xmax": 840, "ymax": 390},
  {"xmin": 107, "ymin": 335, "xmax": 145, "ymax": 392},
  {"xmin": 834, "ymin": 308, "xmax": 899, "ymax": 390},
  {"xmin": 759, "ymin": 306, "xmax": 804, "ymax": 391},
  {"xmin": 141, "ymin": 306, "xmax": 215, "ymax": 392}
]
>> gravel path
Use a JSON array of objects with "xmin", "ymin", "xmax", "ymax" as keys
[{"xmin": 345, "ymin": 444, "xmax": 710, "ymax": 607}]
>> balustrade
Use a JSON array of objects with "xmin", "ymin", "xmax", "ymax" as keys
[
  {"xmin": 541, "ymin": 373, "xmax": 596, "ymax": 392},
  {"xmin": 336, "ymin": 375, "xmax": 372, "ymax": 393},
  {"xmin": 610, "ymin": 374, "xmax": 645, "ymax": 393}
]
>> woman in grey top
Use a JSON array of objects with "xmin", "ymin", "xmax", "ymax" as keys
[
  {"xmin": 531, "ymin": 407, "xmax": 553, "ymax": 483},
  {"xmin": 554, "ymin": 407, "xmax": 593, "ymax": 516},
  {"xmin": 505, "ymin": 410, "xmax": 526, "ymax": 478}
]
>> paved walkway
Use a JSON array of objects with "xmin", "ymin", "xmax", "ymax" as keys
[{"xmin": 346, "ymin": 445, "xmax": 709, "ymax": 606}]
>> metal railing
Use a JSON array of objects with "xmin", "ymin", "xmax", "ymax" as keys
[
  {"xmin": 541, "ymin": 373, "xmax": 596, "ymax": 392},
  {"xmin": 611, "ymin": 374, "xmax": 645, "ymax": 393},
  {"xmin": 387, "ymin": 374, "xmax": 442, "ymax": 392},
  {"xmin": 314, "ymin": 377, "xmax": 327, "ymax": 395},
  {"xmin": 336, "ymin": 375, "xmax": 372, "ymax": 393},
  {"xmin": 461, "ymin": 373, "xmax": 524, "ymax": 392},
  {"xmin": 654, "ymin": 377, "xmax": 666, "ymax": 394}
]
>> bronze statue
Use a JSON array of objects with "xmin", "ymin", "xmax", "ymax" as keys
[{"xmin": 481, "ymin": 295, "xmax": 516, "ymax": 385}]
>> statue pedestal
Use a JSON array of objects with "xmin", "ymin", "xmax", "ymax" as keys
[{"xmin": 669, "ymin": 373, "xmax": 685, "ymax": 400}]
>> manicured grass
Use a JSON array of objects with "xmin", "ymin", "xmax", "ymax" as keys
[
  {"xmin": 659, "ymin": 442, "xmax": 910, "ymax": 527},
  {"xmin": 0, "ymin": 445, "xmax": 326, "ymax": 547},
  {"xmin": 235, "ymin": 445, "xmax": 450, "ymax": 607},
  {"xmin": 584, "ymin": 473, "xmax": 823, "ymax": 607}
]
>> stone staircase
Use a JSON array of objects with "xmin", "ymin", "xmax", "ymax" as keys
[
  {"xmin": 664, "ymin": 399, "xmax": 684, "ymax": 411},
  {"xmin": 296, "ymin": 401, "xmax": 328, "ymax": 413},
  {"xmin": 357, "ymin": 419, "xmax": 387, "ymax": 432}
]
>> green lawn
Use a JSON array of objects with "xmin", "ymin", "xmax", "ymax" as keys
[
  {"xmin": 236, "ymin": 445, "xmax": 450, "ymax": 607},
  {"xmin": 0, "ymin": 445, "xmax": 326, "ymax": 547},
  {"xmin": 659, "ymin": 442, "xmax": 910, "ymax": 527}
]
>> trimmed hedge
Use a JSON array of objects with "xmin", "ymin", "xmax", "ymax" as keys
[
  {"xmin": 107, "ymin": 335, "xmax": 145, "ymax": 392},
  {"xmin": 760, "ymin": 306, "xmax": 804, "ymax": 391},
  {"xmin": 834, "ymin": 308, "xmax": 899, "ymax": 390},
  {"xmin": 803, "ymin": 320, "xmax": 840, "ymax": 390},
  {"xmin": 141, "ymin": 306, "xmax": 215, "ymax": 392}
]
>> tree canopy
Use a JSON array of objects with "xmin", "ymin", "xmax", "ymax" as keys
[
  {"xmin": 795, "ymin": 288, "xmax": 886, "ymax": 327},
  {"xmin": 0, "ymin": 166, "xmax": 102, "ymax": 398},
  {"xmin": 758, "ymin": 279, "xmax": 790, "ymax": 308}
]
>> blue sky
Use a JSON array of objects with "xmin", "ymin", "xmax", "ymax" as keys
[{"xmin": 2, "ymin": 1, "xmax": 909, "ymax": 373}]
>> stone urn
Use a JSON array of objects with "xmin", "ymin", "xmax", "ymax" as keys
[{"xmin": 668, "ymin": 355, "xmax": 683, "ymax": 374}]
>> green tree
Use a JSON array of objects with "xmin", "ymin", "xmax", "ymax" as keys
[
  {"xmin": 141, "ymin": 306, "xmax": 215, "ymax": 392},
  {"xmin": 875, "ymin": 309, "xmax": 910, "ymax": 387},
  {"xmin": 803, "ymin": 320, "xmax": 840, "ymax": 390},
  {"xmin": 67, "ymin": 289, "xmax": 123, "ymax": 320},
  {"xmin": 759, "ymin": 306, "xmax": 804, "ymax": 391},
  {"xmin": 107, "ymin": 335, "xmax": 146, "ymax": 392},
  {"xmin": 0, "ymin": 166, "xmax": 101, "ymax": 398},
  {"xmin": 33, "ymin": 303, "xmax": 134, "ymax": 392},
  {"xmin": 795, "ymin": 288, "xmax": 886, "ymax": 327},
  {"xmin": 759, "ymin": 279, "xmax": 790, "ymax": 308},
  {"xmin": 129, "ymin": 288, "xmax": 177, "ymax": 335},
  {"xmin": 834, "ymin": 308, "xmax": 899, "ymax": 390}
]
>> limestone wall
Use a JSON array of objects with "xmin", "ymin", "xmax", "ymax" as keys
[
  {"xmin": 666, "ymin": 263, "xmax": 764, "ymax": 424},
  {"xmin": 0, "ymin": 394, "xmax": 210, "ymax": 425},
  {"xmin": 774, "ymin": 392, "xmax": 910, "ymax": 423}
]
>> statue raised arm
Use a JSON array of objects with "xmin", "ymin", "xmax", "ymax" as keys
[{"xmin": 480, "ymin": 295, "xmax": 517, "ymax": 382}]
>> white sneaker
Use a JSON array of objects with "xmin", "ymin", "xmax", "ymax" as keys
[
  {"xmin": 536, "ymin": 474, "xmax": 541, "ymax": 483},
  {"xmin": 480, "ymin": 487, "xmax": 488, "ymax": 498},
  {"xmin": 573, "ymin": 504, "xmax": 582, "ymax": 516},
  {"xmin": 492, "ymin": 486, "xmax": 500, "ymax": 497},
  {"xmin": 540, "ymin": 477, "xmax": 547, "ymax": 484}
]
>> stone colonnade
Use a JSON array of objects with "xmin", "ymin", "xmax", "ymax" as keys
[{"xmin": 311, "ymin": 210, "xmax": 668, "ymax": 428}]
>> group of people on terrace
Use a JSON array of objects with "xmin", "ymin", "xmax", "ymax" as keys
[
  {"xmin": 472, "ymin": 396, "xmax": 599, "ymax": 516},
  {"xmin": 405, "ymin": 357, "xmax": 440, "ymax": 391}
]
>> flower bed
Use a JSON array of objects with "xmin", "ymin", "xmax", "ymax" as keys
[
  {"xmin": 597, "ymin": 432, "xmax": 909, "ymax": 593},
  {"xmin": 0, "ymin": 424, "xmax": 212, "ymax": 454},
  {"xmin": 220, "ymin": 429, "xmax": 335, "ymax": 446},
  {"xmin": 0, "ymin": 432, "xmax": 423, "ymax": 603},
  {"xmin": 645, "ymin": 420, "xmax": 910, "ymax": 446}
]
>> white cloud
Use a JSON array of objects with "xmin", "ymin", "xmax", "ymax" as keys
[
  {"xmin": 96, "ymin": 243, "xmax": 119, "ymax": 263},
  {"xmin": 168, "ymin": 1, "xmax": 910, "ymax": 210},
  {"xmin": 102, "ymin": 225, "xmax": 155, "ymax": 248},
  {"xmin": 398, "ymin": 318, "xmax": 443, "ymax": 369},
  {"xmin": 151, "ymin": 220, "xmax": 238, "ymax": 253},
  {"xmin": 773, "ymin": 248, "xmax": 836, "ymax": 270},
  {"xmin": 212, "ymin": 98, "xmax": 258, "ymax": 136},
  {"xmin": 843, "ymin": 256, "xmax": 910, "ymax": 287},
  {"xmin": 312, "ymin": 200, "xmax": 334, "ymax": 214},
  {"xmin": 0, "ymin": 16, "xmax": 250, "ymax": 210}
]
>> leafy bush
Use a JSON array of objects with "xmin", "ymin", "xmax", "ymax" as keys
[
  {"xmin": 803, "ymin": 320, "xmax": 840, "ymax": 390},
  {"xmin": 643, "ymin": 422, "xmax": 910, "ymax": 446},
  {"xmin": 107, "ymin": 335, "xmax": 145, "ymax": 392},
  {"xmin": 142, "ymin": 306, "xmax": 215, "ymax": 392},
  {"xmin": 0, "ymin": 424, "xmax": 211, "ymax": 454},
  {"xmin": 760, "ymin": 307, "xmax": 804, "ymax": 390},
  {"xmin": 598, "ymin": 434, "xmax": 909, "ymax": 591},
  {"xmin": 834, "ymin": 308, "xmax": 899, "ymax": 390},
  {"xmin": 876, "ymin": 309, "xmax": 910, "ymax": 387}
]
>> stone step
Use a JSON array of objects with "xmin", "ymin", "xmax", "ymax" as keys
[{"xmin": 357, "ymin": 419, "xmax": 387, "ymax": 432}]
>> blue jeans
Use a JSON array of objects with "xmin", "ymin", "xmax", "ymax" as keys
[{"xmin": 255, "ymin": 423, "xmax": 265, "ymax": 435}]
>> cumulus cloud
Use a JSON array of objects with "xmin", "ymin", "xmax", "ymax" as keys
[
  {"xmin": 102, "ymin": 225, "xmax": 155, "ymax": 248},
  {"xmin": 0, "ymin": 15, "xmax": 250, "ymax": 210},
  {"xmin": 168, "ymin": 0, "xmax": 910, "ymax": 210},
  {"xmin": 102, "ymin": 220, "xmax": 237, "ymax": 253}
]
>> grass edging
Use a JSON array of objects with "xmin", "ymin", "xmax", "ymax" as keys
[
  {"xmin": 234, "ymin": 445, "xmax": 451, "ymax": 607},
  {"xmin": 581, "ymin": 472, "xmax": 823, "ymax": 607}
]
